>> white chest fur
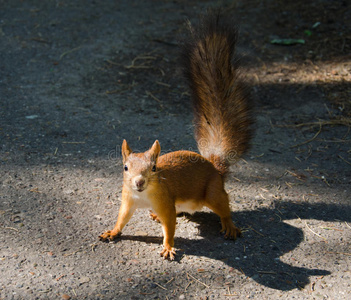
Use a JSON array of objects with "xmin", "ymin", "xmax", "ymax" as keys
[
  {"xmin": 129, "ymin": 189, "xmax": 203, "ymax": 214},
  {"xmin": 175, "ymin": 201, "xmax": 203, "ymax": 214},
  {"xmin": 131, "ymin": 190, "xmax": 152, "ymax": 208}
]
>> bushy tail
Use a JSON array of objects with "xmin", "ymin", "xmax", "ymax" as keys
[{"xmin": 182, "ymin": 12, "xmax": 253, "ymax": 176}]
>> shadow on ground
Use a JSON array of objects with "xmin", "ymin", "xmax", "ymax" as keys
[{"xmin": 114, "ymin": 201, "xmax": 350, "ymax": 291}]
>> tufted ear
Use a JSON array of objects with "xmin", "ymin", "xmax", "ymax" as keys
[
  {"xmin": 121, "ymin": 139, "xmax": 132, "ymax": 164},
  {"xmin": 149, "ymin": 140, "xmax": 161, "ymax": 163}
]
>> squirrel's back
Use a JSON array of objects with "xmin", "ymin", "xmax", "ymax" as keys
[{"xmin": 182, "ymin": 12, "xmax": 253, "ymax": 176}]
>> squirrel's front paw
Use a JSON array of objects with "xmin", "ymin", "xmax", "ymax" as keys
[
  {"xmin": 98, "ymin": 230, "xmax": 121, "ymax": 242},
  {"xmin": 160, "ymin": 246, "xmax": 176, "ymax": 261}
]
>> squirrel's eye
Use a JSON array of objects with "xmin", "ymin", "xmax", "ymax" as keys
[
  {"xmin": 124, "ymin": 165, "xmax": 128, "ymax": 172},
  {"xmin": 152, "ymin": 165, "xmax": 156, "ymax": 172}
]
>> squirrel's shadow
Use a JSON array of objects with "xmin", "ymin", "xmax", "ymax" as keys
[{"xmin": 119, "ymin": 201, "xmax": 350, "ymax": 291}]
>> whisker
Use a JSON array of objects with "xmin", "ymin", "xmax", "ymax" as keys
[
  {"xmin": 153, "ymin": 169, "xmax": 164, "ymax": 175},
  {"xmin": 149, "ymin": 176, "xmax": 167, "ymax": 181}
]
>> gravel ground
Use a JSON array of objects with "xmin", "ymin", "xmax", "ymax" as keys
[{"xmin": 1, "ymin": 0, "xmax": 350, "ymax": 299}]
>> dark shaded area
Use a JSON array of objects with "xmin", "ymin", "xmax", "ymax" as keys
[{"xmin": 118, "ymin": 200, "xmax": 350, "ymax": 291}]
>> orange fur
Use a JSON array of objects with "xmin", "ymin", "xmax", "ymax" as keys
[
  {"xmin": 99, "ymin": 12, "xmax": 252, "ymax": 260},
  {"xmin": 182, "ymin": 12, "xmax": 253, "ymax": 176},
  {"xmin": 99, "ymin": 142, "xmax": 241, "ymax": 260}
]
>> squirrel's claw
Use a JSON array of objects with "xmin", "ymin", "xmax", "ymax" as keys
[
  {"xmin": 160, "ymin": 246, "xmax": 176, "ymax": 261},
  {"xmin": 99, "ymin": 230, "xmax": 121, "ymax": 242},
  {"xmin": 220, "ymin": 222, "xmax": 241, "ymax": 240}
]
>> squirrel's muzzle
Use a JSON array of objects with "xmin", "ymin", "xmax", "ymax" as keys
[{"xmin": 133, "ymin": 175, "xmax": 147, "ymax": 192}]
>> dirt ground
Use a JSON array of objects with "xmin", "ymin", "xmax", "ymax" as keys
[{"xmin": 1, "ymin": 0, "xmax": 350, "ymax": 299}]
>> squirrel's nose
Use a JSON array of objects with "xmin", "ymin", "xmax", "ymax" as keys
[{"xmin": 136, "ymin": 179, "xmax": 145, "ymax": 189}]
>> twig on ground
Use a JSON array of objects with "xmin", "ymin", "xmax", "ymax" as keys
[
  {"xmin": 4, "ymin": 227, "xmax": 19, "ymax": 232},
  {"xmin": 140, "ymin": 292, "xmax": 155, "ymax": 295},
  {"xmin": 124, "ymin": 54, "xmax": 157, "ymax": 69},
  {"xmin": 166, "ymin": 277, "xmax": 174, "ymax": 285},
  {"xmin": 184, "ymin": 281, "xmax": 192, "ymax": 291},
  {"xmin": 56, "ymin": 274, "xmax": 66, "ymax": 281},
  {"xmin": 291, "ymin": 122, "xmax": 322, "ymax": 148},
  {"xmin": 153, "ymin": 282, "xmax": 167, "ymax": 290},
  {"xmin": 63, "ymin": 249, "xmax": 81, "ymax": 257},
  {"xmin": 146, "ymin": 91, "xmax": 162, "ymax": 103},
  {"xmin": 338, "ymin": 155, "xmax": 351, "ymax": 166},
  {"xmin": 186, "ymin": 272, "xmax": 210, "ymax": 288},
  {"xmin": 246, "ymin": 226, "xmax": 265, "ymax": 237},
  {"xmin": 60, "ymin": 46, "xmax": 82, "ymax": 60},
  {"xmin": 304, "ymin": 221, "xmax": 327, "ymax": 241}
]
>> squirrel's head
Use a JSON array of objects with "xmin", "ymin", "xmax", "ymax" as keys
[{"xmin": 121, "ymin": 140, "xmax": 161, "ymax": 192}]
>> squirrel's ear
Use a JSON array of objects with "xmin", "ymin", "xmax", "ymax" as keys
[
  {"xmin": 121, "ymin": 139, "xmax": 132, "ymax": 163},
  {"xmin": 149, "ymin": 140, "xmax": 161, "ymax": 162}
]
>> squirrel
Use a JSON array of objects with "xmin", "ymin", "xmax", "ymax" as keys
[{"xmin": 99, "ymin": 12, "xmax": 253, "ymax": 260}]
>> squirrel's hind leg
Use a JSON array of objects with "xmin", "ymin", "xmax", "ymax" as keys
[{"xmin": 205, "ymin": 182, "xmax": 241, "ymax": 240}]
